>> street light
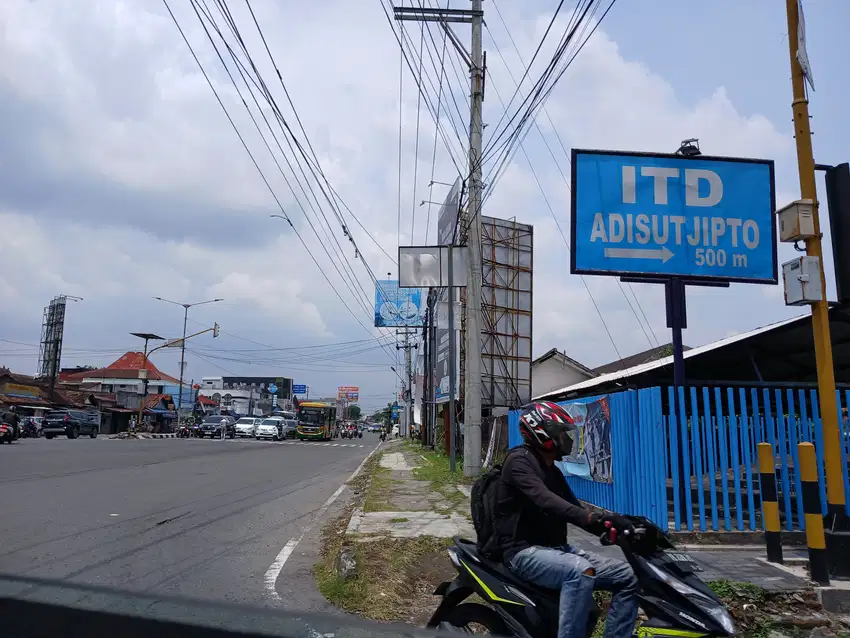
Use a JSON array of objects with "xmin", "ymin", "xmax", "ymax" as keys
[
  {"xmin": 130, "ymin": 332, "xmax": 165, "ymax": 432},
  {"xmin": 154, "ymin": 297, "xmax": 223, "ymax": 415},
  {"xmin": 419, "ymin": 200, "xmax": 443, "ymax": 207}
]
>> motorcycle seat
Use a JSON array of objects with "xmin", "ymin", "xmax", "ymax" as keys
[{"xmin": 454, "ymin": 538, "xmax": 560, "ymax": 599}]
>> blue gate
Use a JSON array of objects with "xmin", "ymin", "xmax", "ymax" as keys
[{"xmin": 509, "ymin": 386, "xmax": 850, "ymax": 532}]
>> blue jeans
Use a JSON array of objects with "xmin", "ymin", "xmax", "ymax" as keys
[{"xmin": 509, "ymin": 545, "xmax": 638, "ymax": 638}]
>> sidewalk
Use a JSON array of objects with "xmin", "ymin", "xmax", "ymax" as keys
[
  {"xmin": 345, "ymin": 445, "xmax": 473, "ymax": 539},
  {"xmin": 313, "ymin": 440, "xmax": 472, "ymax": 624}
]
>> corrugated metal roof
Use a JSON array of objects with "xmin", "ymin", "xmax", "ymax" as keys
[{"xmin": 534, "ymin": 314, "xmax": 807, "ymax": 400}]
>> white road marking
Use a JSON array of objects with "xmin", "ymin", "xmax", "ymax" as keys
[{"xmin": 263, "ymin": 441, "xmax": 383, "ymax": 602}]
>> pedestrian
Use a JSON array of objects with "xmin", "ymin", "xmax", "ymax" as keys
[{"xmin": 220, "ymin": 416, "xmax": 227, "ymax": 440}]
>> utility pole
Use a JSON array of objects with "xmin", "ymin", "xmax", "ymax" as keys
[
  {"xmin": 397, "ymin": 328, "xmax": 417, "ymax": 437},
  {"xmin": 394, "ymin": 1, "xmax": 484, "ymax": 473},
  {"xmin": 463, "ymin": 0, "xmax": 485, "ymax": 477},
  {"xmin": 785, "ymin": 0, "xmax": 847, "ymax": 537}
]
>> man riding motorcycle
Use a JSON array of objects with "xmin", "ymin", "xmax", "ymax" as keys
[
  {"xmin": 493, "ymin": 401, "xmax": 638, "ymax": 638},
  {"xmin": 3, "ymin": 405, "xmax": 21, "ymax": 439}
]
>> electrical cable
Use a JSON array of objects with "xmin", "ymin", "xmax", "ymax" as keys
[{"xmin": 162, "ymin": 0, "xmax": 381, "ymax": 345}]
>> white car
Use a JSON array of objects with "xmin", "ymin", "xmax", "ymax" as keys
[
  {"xmin": 235, "ymin": 417, "xmax": 262, "ymax": 438},
  {"xmin": 255, "ymin": 417, "xmax": 284, "ymax": 441}
]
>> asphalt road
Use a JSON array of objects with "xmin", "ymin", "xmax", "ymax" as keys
[{"xmin": 0, "ymin": 434, "xmax": 378, "ymax": 610}]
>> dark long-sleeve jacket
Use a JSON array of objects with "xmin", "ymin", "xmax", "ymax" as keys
[{"xmin": 493, "ymin": 445, "xmax": 592, "ymax": 563}]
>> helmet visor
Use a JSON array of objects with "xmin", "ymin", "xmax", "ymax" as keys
[{"xmin": 553, "ymin": 428, "xmax": 575, "ymax": 460}]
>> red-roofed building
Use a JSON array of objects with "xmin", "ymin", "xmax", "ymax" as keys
[
  {"xmin": 60, "ymin": 352, "xmax": 181, "ymax": 387},
  {"xmin": 57, "ymin": 352, "xmax": 184, "ymax": 433}
]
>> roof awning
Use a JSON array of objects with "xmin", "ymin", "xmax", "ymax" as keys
[{"xmin": 0, "ymin": 394, "xmax": 51, "ymax": 407}]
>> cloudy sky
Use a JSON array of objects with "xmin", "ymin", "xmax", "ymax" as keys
[{"xmin": 0, "ymin": 0, "xmax": 847, "ymax": 412}]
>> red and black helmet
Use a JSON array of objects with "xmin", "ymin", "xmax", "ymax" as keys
[{"xmin": 518, "ymin": 401, "xmax": 577, "ymax": 460}]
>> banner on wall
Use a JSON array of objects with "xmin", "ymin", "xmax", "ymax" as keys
[{"xmin": 558, "ymin": 396, "xmax": 613, "ymax": 483}]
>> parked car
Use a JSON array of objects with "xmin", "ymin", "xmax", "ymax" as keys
[
  {"xmin": 199, "ymin": 415, "xmax": 236, "ymax": 438},
  {"xmin": 234, "ymin": 417, "xmax": 262, "ymax": 438},
  {"xmin": 281, "ymin": 418, "xmax": 298, "ymax": 439},
  {"xmin": 42, "ymin": 410, "xmax": 101, "ymax": 439},
  {"xmin": 256, "ymin": 417, "xmax": 283, "ymax": 441}
]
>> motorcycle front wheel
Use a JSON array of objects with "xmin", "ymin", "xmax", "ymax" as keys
[{"xmin": 441, "ymin": 603, "xmax": 510, "ymax": 636}]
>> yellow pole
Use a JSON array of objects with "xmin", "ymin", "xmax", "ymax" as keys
[
  {"xmin": 785, "ymin": 0, "xmax": 845, "ymax": 518},
  {"xmin": 798, "ymin": 442, "xmax": 829, "ymax": 584},
  {"xmin": 757, "ymin": 443, "xmax": 783, "ymax": 563}
]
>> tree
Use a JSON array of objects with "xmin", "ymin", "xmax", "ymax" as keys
[
  {"xmin": 348, "ymin": 404, "xmax": 362, "ymax": 420},
  {"xmin": 374, "ymin": 402, "xmax": 393, "ymax": 425}
]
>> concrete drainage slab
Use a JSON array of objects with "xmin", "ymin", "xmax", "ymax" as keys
[{"xmin": 347, "ymin": 509, "xmax": 474, "ymax": 539}]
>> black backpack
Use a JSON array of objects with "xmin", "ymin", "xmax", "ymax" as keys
[{"xmin": 471, "ymin": 450, "xmax": 520, "ymax": 558}]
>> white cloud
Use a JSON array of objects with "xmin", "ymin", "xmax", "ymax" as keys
[{"xmin": 0, "ymin": 0, "xmax": 809, "ymax": 401}]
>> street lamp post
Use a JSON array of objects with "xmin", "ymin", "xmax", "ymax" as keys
[
  {"xmin": 155, "ymin": 297, "xmax": 223, "ymax": 415},
  {"xmin": 131, "ymin": 323, "xmax": 221, "ymax": 433},
  {"xmin": 130, "ymin": 333, "xmax": 165, "ymax": 432}
]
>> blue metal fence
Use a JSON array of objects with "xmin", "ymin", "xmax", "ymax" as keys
[{"xmin": 510, "ymin": 386, "xmax": 850, "ymax": 532}]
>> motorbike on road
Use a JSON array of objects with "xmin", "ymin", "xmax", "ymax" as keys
[
  {"xmin": 427, "ymin": 515, "xmax": 736, "ymax": 637},
  {"xmin": 0, "ymin": 422, "xmax": 17, "ymax": 444},
  {"xmin": 20, "ymin": 420, "xmax": 40, "ymax": 438}
]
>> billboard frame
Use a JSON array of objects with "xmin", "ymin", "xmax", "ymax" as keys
[{"xmin": 480, "ymin": 215, "xmax": 533, "ymax": 409}]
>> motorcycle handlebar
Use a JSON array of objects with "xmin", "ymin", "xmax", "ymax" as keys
[{"xmin": 599, "ymin": 522, "xmax": 646, "ymax": 547}]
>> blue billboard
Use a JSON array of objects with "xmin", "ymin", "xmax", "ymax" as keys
[
  {"xmin": 292, "ymin": 384, "xmax": 307, "ymax": 395},
  {"xmin": 570, "ymin": 150, "xmax": 777, "ymax": 284},
  {"xmin": 374, "ymin": 279, "xmax": 424, "ymax": 327}
]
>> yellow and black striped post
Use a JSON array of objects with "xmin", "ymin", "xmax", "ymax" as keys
[
  {"xmin": 798, "ymin": 442, "xmax": 829, "ymax": 585},
  {"xmin": 757, "ymin": 443, "xmax": 783, "ymax": 564}
]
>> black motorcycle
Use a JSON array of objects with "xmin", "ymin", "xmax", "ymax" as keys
[
  {"xmin": 20, "ymin": 420, "xmax": 40, "ymax": 438},
  {"xmin": 427, "ymin": 516, "xmax": 735, "ymax": 637}
]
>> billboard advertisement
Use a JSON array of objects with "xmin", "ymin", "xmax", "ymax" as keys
[
  {"xmin": 374, "ymin": 280, "xmax": 424, "ymax": 328},
  {"xmin": 337, "ymin": 385, "xmax": 360, "ymax": 402},
  {"xmin": 435, "ymin": 177, "xmax": 462, "ymax": 404},
  {"xmin": 557, "ymin": 395, "xmax": 613, "ymax": 483}
]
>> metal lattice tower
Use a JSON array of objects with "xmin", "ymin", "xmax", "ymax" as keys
[{"xmin": 38, "ymin": 296, "xmax": 68, "ymax": 381}]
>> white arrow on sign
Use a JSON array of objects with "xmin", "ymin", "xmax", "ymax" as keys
[{"xmin": 603, "ymin": 246, "xmax": 674, "ymax": 263}]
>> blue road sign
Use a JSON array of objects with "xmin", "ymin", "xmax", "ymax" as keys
[
  {"xmin": 268, "ymin": 383, "xmax": 278, "ymax": 394},
  {"xmin": 570, "ymin": 149, "xmax": 777, "ymax": 284},
  {"xmin": 292, "ymin": 384, "xmax": 307, "ymax": 395}
]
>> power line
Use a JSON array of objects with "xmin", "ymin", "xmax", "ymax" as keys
[
  {"xmin": 162, "ymin": 0, "xmax": 381, "ymax": 345},
  {"xmin": 482, "ymin": 18, "xmax": 655, "ymax": 353}
]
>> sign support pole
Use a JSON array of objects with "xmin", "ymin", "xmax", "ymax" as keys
[
  {"xmin": 625, "ymin": 275, "xmax": 728, "ymax": 515},
  {"xmin": 785, "ymin": 0, "xmax": 848, "ymax": 546},
  {"xmin": 666, "ymin": 278, "xmax": 687, "ymax": 387}
]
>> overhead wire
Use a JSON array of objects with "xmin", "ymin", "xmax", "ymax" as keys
[
  {"xmin": 208, "ymin": 0, "xmax": 400, "ymax": 341},
  {"xmin": 423, "ymin": 0, "xmax": 451, "ymax": 244},
  {"xmin": 194, "ymin": 0, "xmax": 375, "ymax": 320},
  {"xmin": 483, "ymin": 6, "xmax": 658, "ymax": 351},
  {"xmin": 162, "ymin": 0, "xmax": 384, "ymax": 349},
  {"xmin": 168, "ymin": 0, "xmax": 407, "ymax": 369}
]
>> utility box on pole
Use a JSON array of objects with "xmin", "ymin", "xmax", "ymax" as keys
[{"xmin": 782, "ymin": 256, "xmax": 824, "ymax": 306}]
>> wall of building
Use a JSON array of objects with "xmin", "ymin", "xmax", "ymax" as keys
[{"xmin": 532, "ymin": 358, "xmax": 595, "ymax": 398}]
